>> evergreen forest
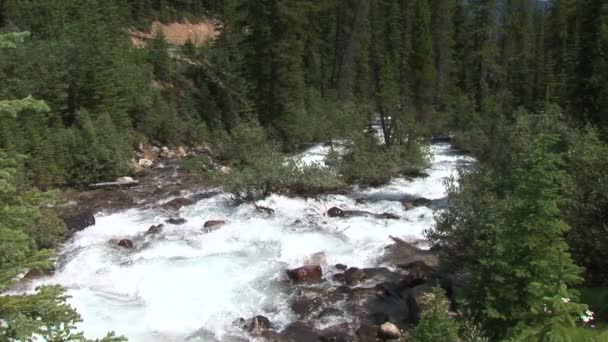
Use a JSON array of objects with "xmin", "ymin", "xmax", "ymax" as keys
[{"xmin": 1, "ymin": 0, "xmax": 607, "ymax": 341}]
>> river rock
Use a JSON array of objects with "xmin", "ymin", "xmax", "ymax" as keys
[
  {"xmin": 344, "ymin": 267, "xmax": 366, "ymax": 285},
  {"xmin": 176, "ymin": 146, "xmax": 187, "ymax": 158},
  {"xmin": 166, "ymin": 217, "xmax": 187, "ymax": 225},
  {"xmin": 116, "ymin": 239, "xmax": 134, "ymax": 249},
  {"xmin": 162, "ymin": 197, "xmax": 195, "ymax": 210},
  {"xmin": 146, "ymin": 224, "xmax": 164, "ymax": 235},
  {"xmin": 319, "ymin": 323, "xmax": 353, "ymax": 342},
  {"xmin": 248, "ymin": 315, "xmax": 271, "ymax": 335},
  {"xmin": 23, "ymin": 267, "xmax": 54, "ymax": 280},
  {"xmin": 356, "ymin": 324, "xmax": 379, "ymax": 342},
  {"xmin": 204, "ymin": 220, "xmax": 226, "ymax": 230},
  {"xmin": 139, "ymin": 158, "xmax": 153, "ymax": 167},
  {"xmin": 335, "ymin": 263, "xmax": 348, "ymax": 271},
  {"xmin": 151, "ymin": 146, "xmax": 161, "ymax": 156},
  {"xmin": 63, "ymin": 211, "xmax": 96, "ymax": 232},
  {"xmin": 116, "ymin": 176, "xmax": 135, "ymax": 184},
  {"xmin": 218, "ymin": 165, "xmax": 232, "ymax": 175},
  {"xmin": 378, "ymin": 322, "xmax": 401, "ymax": 340},
  {"xmin": 281, "ymin": 322, "xmax": 320, "ymax": 341},
  {"xmin": 379, "ymin": 212, "xmax": 400, "ymax": 220},
  {"xmin": 327, "ymin": 207, "xmax": 344, "ymax": 217},
  {"xmin": 255, "ymin": 205, "xmax": 275, "ymax": 215},
  {"xmin": 412, "ymin": 197, "xmax": 432, "ymax": 207},
  {"xmin": 287, "ymin": 265, "xmax": 323, "ymax": 283}
]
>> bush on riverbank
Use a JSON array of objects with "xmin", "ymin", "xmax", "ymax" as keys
[{"xmin": 212, "ymin": 121, "xmax": 344, "ymax": 202}]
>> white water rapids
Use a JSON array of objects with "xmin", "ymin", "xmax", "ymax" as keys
[{"xmin": 15, "ymin": 142, "xmax": 473, "ymax": 341}]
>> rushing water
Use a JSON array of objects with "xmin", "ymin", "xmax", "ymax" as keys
[{"xmin": 15, "ymin": 142, "xmax": 473, "ymax": 341}]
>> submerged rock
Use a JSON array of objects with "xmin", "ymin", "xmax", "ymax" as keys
[
  {"xmin": 166, "ymin": 217, "xmax": 187, "ymax": 225},
  {"xmin": 203, "ymin": 220, "xmax": 226, "ymax": 233},
  {"xmin": 248, "ymin": 315, "xmax": 272, "ymax": 335},
  {"xmin": 115, "ymin": 239, "xmax": 134, "ymax": 249},
  {"xmin": 162, "ymin": 197, "xmax": 195, "ymax": 210},
  {"xmin": 344, "ymin": 267, "xmax": 366, "ymax": 285},
  {"xmin": 255, "ymin": 205, "xmax": 275, "ymax": 215},
  {"xmin": 146, "ymin": 224, "xmax": 164, "ymax": 235},
  {"xmin": 327, "ymin": 207, "xmax": 344, "ymax": 217},
  {"xmin": 287, "ymin": 265, "xmax": 323, "ymax": 283}
]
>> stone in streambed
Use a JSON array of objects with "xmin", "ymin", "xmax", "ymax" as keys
[
  {"xmin": 166, "ymin": 217, "xmax": 187, "ymax": 225},
  {"xmin": 63, "ymin": 211, "xmax": 96, "ymax": 232},
  {"xmin": 378, "ymin": 322, "xmax": 401, "ymax": 340},
  {"xmin": 114, "ymin": 239, "xmax": 134, "ymax": 249},
  {"xmin": 327, "ymin": 207, "xmax": 344, "ymax": 217},
  {"xmin": 146, "ymin": 224, "xmax": 164, "ymax": 235},
  {"xmin": 162, "ymin": 197, "xmax": 195, "ymax": 210},
  {"xmin": 203, "ymin": 220, "xmax": 226, "ymax": 233},
  {"xmin": 287, "ymin": 265, "xmax": 323, "ymax": 283}
]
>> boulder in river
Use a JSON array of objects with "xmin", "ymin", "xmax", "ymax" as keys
[
  {"xmin": 63, "ymin": 211, "xmax": 96, "ymax": 232},
  {"xmin": 287, "ymin": 265, "xmax": 323, "ymax": 283},
  {"xmin": 248, "ymin": 315, "xmax": 272, "ymax": 335},
  {"xmin": 203, "ymin": 220, "xmax": 226, "ymax": 232},
  {"xmin": 255, "ymin": 205, "xmax": 275, "ymax": 215},
  {"xmin": 116, "ymin": 239, "xmax": 134, "ymax": 249},
  {"xmin": 378, "ymin": 322, "xmax": 401, "ymax": 340},
  {"xmin": 327, "ymin": 207, "xmax": 344, "ymax": 217},
  {"xmin": 166, "ymin": 217, "xmax": 187, "ymax": 225},
  {"xmin": 344, "ymin": 267, "xmax": 367, "ymax": 285},
  {"xmin": 146, "ymin": 224, "xmax": 164, "ymax": 235},
  {"xmin": 138, "ymin": 158, "xmax": 154, "ymax": 168},
  {"xmin": 162, "ymin": 197, "xmax": 195, "ymax": 210},
  {"xmin": 335, "ymin": 263, "xmax": 348, "ymax": 271},
  {"xmin": 379, "ymin": 212, "xmax": 401, "ymax": 220}
]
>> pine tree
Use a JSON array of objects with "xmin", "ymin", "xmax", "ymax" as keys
[{"xmin": 409, "ymin": 0, "xmax": 436, "ymax": 120}]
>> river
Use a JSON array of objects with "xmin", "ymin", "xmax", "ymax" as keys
[{"xmin": 17, "ymin": 142, "xmax": 473, "ymax": 341}]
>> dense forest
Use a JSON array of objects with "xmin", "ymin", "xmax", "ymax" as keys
[{"xmin": 1, "ymin": 0, "xmax": 608, "ymax": 341}]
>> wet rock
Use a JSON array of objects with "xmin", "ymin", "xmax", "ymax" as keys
[
  {"xmin": 248, "ymin": 315, "xmax": 271, "ymax": 335},
  {"xmin": 146, "ymin": 224, "xmax": 164, "ymax": 235},
  {"xmin": 356, "ymin": 324, "xmax": 379, "ymax": 342},
  {"xmin": 281, "ymin": 321, "xmax": 320, "ymax": 341},
  {"xmin": 344, "ymin": 267, "xmax": 366, "ymax": 285},
  {"xmin": 116, "ymin": 239, "xmax": 134, "ymax": 249},
  {"xmin": 291, "ymin": 296, "xmax": 323, "ymax": 317},
  {"xmin": 287, "ymin": 265, "xmax": 323, "ymax": 283},
  {"xmin": 190, "ymin": 191, "xmax": 221, "ymax": 202},
  {"xmin": 378, "ymin": 322, "xmax": 401, "ymax": 340},
  {"xmin": 335, "ymin": 263, "xmax": 348, "ymax": 271},
  {"xmin": 162, "ymin": 197, "xmax": 195, "ymax": 210},
  {"xmin": 166, "ymin": 217, "xmax": 187, "ymax": 225},
  {"xmin": 327, "ymin": 207, "xmax": 344, "ymax": 217},
  {"xmin": 255, "ymin": 205, "xmax": 275, "ymax": 215},
  {"xmin": 63, "ymin": 211, "xmax": 96, "ymax": 232},
  {"xmin": 306, "ymin": 252, "xmax": 327, "ymax": 266},
  {"xmin": 383, "ymin": 236, "xmax": 439, "ymax": 272},
  {"xmin": 203, "ymin": 220, "xmax": 226, "ymax": 230},
  {"xmin": 319, "ymin": 324, "xmax": 353, "ymax": 342},
  {"xmin": 412, "ymin": 197, "xmax": 432, "ymax": 207},
  {"xmin": 318, "ymin": 307, "xmax": 344, "ymax": 319},
  {"xmin": 401, "ymin": 260, "xmax": 437, "ymax": 287},
  {"xmin": 378, "ymin": 212, "xmax": 400, "ymax": 220}
]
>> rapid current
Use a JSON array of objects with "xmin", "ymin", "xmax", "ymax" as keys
[{"xmin": 15, "ymin": 142, "xmax": 473, "ymax": 341}]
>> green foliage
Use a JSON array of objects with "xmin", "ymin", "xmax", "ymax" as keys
[
  {"xmin": 411, "ymin": 286, "xmax": 459, "ymax": 342},
  {"xmin": 338, "ymin": 132, "xmax": 430, "ymax": 186},
  {"xmin": 564, "ymin": 127, "xmax": 608, "ymax": 286},
  {"xmin": 216, "ymin": 120, "xmax": 344, "ymax": 202},
  {"xmin": 428, "ymin": 112, "xmax": 583, "ymax": 340}
]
